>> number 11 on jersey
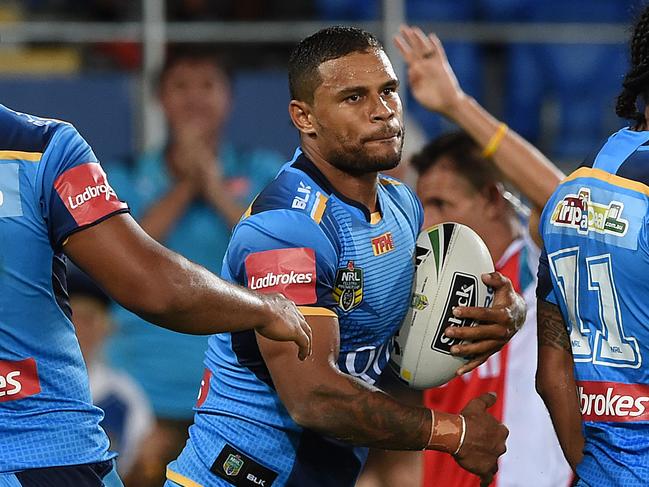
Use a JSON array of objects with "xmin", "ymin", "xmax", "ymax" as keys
[{"xmin": 549, "ymin": 248, "xmax": 641, "ymax": 369}]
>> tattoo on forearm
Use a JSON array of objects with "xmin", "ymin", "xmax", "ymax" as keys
[
  {"xmin": 538, "ymin": 301, "xmax": 571, "ymax": 352},
  {"xmin": 310, "ymin": 378, "xmax": 430, "ymax": 450}
]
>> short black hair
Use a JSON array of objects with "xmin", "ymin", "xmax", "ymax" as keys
[
  {"xmin": 156, "ymin": 44, "xmax": 230, "ymax": 90},
  {"xmin": 288, "ymin": 26, "xmax": 384, "ymax": 103},
  {"xmin": 616, "ymin": 4, "xmax": 649, "ymax": 125},
  {"xmin": 411, "ymin": 131, "xmax": 501, "ymax": 191}
]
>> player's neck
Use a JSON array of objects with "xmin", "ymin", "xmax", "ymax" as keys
[{"xmin": 302, "ymin": 146, "xmax": 379, "ymax": 213}]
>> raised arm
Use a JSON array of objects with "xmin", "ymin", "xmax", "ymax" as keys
[
  {"xmin": 536, "ymin": 299, "xmax": 584, "ymax": 471},
  {"xmin": 64, "ymin": 213, "xmax": 311, "ymax": 359},
  {"xmin": 394, "ymin": 25, "xmax": 564, "ymax": 210},
  {"xmin": 257, "ymin": 313, "xmax": 509, "ymax": 485}
]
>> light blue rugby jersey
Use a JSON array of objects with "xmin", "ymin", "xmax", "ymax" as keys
[
  {"xmin": 0, "ymin": 105, "xmax": 128, "ymax": 472},
  {"xmin": 538, "ymin": 128, "xmax": 649, "ymax": 487},
  {"xmin": 167, "ymin": 150, "xmax": 423, "ymax": 487}
]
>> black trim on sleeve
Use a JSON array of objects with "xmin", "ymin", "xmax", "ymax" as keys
[{"xmin": 56, "ymin": 207, "xmax": 130, "ymax": 251}]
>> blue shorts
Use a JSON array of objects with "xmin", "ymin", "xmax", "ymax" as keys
[{"xmin": 0, "ymin": 460, "xmax": 123, "ymax": 487}]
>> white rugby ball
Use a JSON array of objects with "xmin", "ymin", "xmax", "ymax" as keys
[{"xmin": 390, "ymin": 223, "xmax": 494, "ymax": 389}]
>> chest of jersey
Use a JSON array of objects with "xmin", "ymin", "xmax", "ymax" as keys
[{"xmin": 327, "ymin": 197, "xmax": 416, "ymax": 384}]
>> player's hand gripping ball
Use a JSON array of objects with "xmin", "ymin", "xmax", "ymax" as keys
[{"xmin": 390, "ymin": 223, "xmax": 494, "ymax": 388}]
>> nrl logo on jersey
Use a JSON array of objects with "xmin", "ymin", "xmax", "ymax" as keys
[
  {"xmin": 550, "ymin": 187, "xmax": 628, "ymax": 237},
  {"xmin": 333, "ymin": 261, "xmax": 363, "ymax": 312},
  {"xmin": 223, "ymin": 453, "xmax": 244, "ymax": 476}
]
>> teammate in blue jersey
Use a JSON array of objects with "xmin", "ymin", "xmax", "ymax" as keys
[
  {"xmin": 0, "ymin": 106, "xmax": 311, "ymax": 487},
  {"xmin": 166, "ymin": 26, "xmax": 527, "ymax": 487},
  {"xmin": 536, "ymin": 6, "xmax": 649, "ymax": 487}
]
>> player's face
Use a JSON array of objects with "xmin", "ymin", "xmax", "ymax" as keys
[
  {"xmin": 310, "ymin": 49, "xmax": 404, "ymax": 175},
  {"xmin": 159, "ymin": 59, "xmax": 230, "ymax": 137},
  {"xmin": 417, "ymin": 158, "xmax": 491, "ymax": 237}
]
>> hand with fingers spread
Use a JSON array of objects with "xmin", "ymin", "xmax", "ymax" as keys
[
  {"xmin": 445, "ymin": 271, "xmax": 526, "ymax": 375},
  {"xmin": 255, "ymin": 293, "xmax": 313, "ymax": 361},
  {"xmin": 452, "ymin": 393, "xmax": 509, "ymax": 486},
  {"xmin": 394, "ymin": 25, "xmax": 466, "ymax": 117}
]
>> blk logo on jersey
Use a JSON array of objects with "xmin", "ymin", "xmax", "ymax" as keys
[
  {"xmin": 245, "ymin": 247, "xmax": 317, "ymax": 304},
  {"xmin": 54, "ymin": 162, "xmax": 127, "ymax": 226},
  {"xmin": 0, "ymin": 358, "xmax": 41, "ymax": 401},
  {"xmin": 578, "ymin": 381, "xmax": 649, "ymax": 422},
  {"xmin": 333, "ymin": 261, "xmax": 363, "ymax": 312},
  {"xmin": 371, "ymin": 232, "xmax": 395, "ymax": 256},
  {"xmin": 550, "ymin": 187, "xmax": 628, "ymax": 237}
]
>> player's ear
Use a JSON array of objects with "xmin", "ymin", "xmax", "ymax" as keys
[
  {"xmin": 289, "ymin": 100, "xmax": 316, "ymax": 136},
  {"xmin": 483, "ymin": 182, "xmax": 505, "ymax": 219}
]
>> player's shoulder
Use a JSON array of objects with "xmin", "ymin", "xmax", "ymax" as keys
[
  {"xmin": 0, "ymin": 104, "xmax": 77, "ymax": 155},
  {"xmin": 243, "ymin": 150, "xmax": 335, "ymax": 227},
  {"xmin": 231, "ymin": 150, "xmax": 344, "ymax": 255},
  {"xmin": 379, "ymin": 173, "xmax": 419, "ymax": 208},
  {"xmin": 378, "ymin": 173, "xmax": 423, "ymax": 234},
  {"xmin": 569, "ymin": 127, "xmax": 649, "ymax": 190}
]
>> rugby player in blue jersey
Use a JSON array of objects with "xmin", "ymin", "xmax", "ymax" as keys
[
  {"xmin": 166, "ymin": 26, "xmax": 526, "ymax": 487},
  {"xmin": 0, "ymin": 106, "xmax": 311, "ymax": 487},
  {"xmin": 536, "ymin": 5, "xmax": 649, "ymax": 487}
]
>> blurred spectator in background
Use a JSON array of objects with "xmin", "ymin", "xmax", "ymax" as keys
[
  {"xmin": 67, "ymin": 263, "xmax": 154, "ymax": 479},
  {"xmin": 104, "ymin": 46, "xmax": 284, "ymax": 487},
  {"xmin": 358, "ymin": 25, "xmax": 572, "ymax": 487}
]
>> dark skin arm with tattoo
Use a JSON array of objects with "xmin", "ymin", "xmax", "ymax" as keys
[
  {"xmin": 257, "ymin": 315, "xmax": 509, "ymax": 484},
  {"xmin": 536, "ymin": 299, "xmax": 584, "ymax": 471}
]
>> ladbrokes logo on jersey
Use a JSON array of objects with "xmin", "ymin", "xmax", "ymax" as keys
[
  {"xmin": 0, "ymin": 358, "xmax": 41, "ymax": 402},
  {"xmin": 550, "ymin": 187, "xmax": 628, "ymax": 237},
  {"xmin": 578, "ymin": 381, "xmax": 649, "ymax": 422},
  {"xmin": 55, "ymin": 162, "xmax": 127, "ymax": 226},
  {"xmin": 245, "ymin": 247, "xmax": 317, "ymax": 304}
]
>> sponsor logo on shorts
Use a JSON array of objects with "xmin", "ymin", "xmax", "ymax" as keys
[
  {"xmin": 550, "ymin": 187, "xmax": 628, "ymax": 237},
  {"xmin": 54, "ymin": 162, "xmax": 127, "ymax": 226},
  {"xmin": 578, "ymin": 381, "xmax": 649, "ymax": 422},
  {"xmin": 0, "ymin": 358, "xmax": 41, "ymax": 402},
  {"xmin": 432, "ymin": 272, "xmax": 477, "ymax": 354},
  {"xmin": 371, "ymin": 232, "xmax": 395, "ymax": 256},
  {"xmin": 333, "ymin": 260, "xmax": 363, "ymax": 312},
  {"xmin": 224, "ymin": 454, "xmax": 244, "ymax": 476},
  {"xmin": 211, "ymin": 444, "xmax": 278, "ymax": 486},
  {"xmin": 245, "ymin": 247, "xmax": 317, "ymax": 304}
]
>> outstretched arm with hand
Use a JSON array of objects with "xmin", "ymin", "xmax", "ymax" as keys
[
  {"xmin": 394, "ymin": 26, "xmax": 564, "ymax": 222},
  {"xmin": 65, "ymin": 213, "xmax": 312, "ymax": 360}
]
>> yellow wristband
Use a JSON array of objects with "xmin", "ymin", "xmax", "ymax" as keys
[{"xmin": 482, "ymin": 123, "xmax": 508, "ymax": 158}]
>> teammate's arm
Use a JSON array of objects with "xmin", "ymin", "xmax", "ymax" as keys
[
  {"xmin": 257, "ymin": 314, "xmax": 508, "ymax": 485},
  {"xmin": 64, "ymin": 213, "xmax": 312, "ymax": 359},
  {"xmin": 536, "ymin": 299, "xmax": 584, "ymax": 471}
]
